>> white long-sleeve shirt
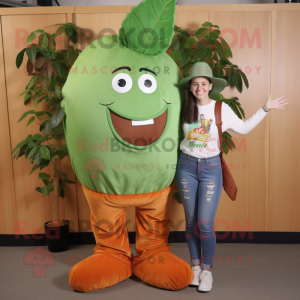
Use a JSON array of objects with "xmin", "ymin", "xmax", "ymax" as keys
[{"xmin": 180, "ymin": 100, "xmax": 268, "ymax": 158}]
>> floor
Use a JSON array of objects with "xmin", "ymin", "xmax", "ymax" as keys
[{"xmin": 0, "ymin": 243, "xmax": 299, "ymax": 300}]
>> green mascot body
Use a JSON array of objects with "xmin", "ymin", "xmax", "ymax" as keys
[
  {"xmin": 62, "ymin": 35, "xmax": 181, "ymax": 195},
  {"xmin": 62, "ymin": 0, "xmax": 194, "ymax": 292}
]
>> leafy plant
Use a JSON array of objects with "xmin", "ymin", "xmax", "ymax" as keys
[
  {"xmin": 169, "ymin": 21, "xmax": 250, "ymax": 154},
  {"xmin": 13, "ymin": 23, "xmax": 86, "ymax": 227}
]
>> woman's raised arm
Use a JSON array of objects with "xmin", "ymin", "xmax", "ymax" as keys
[{"xmin": 221, "ymin": 95, "xmax": 288, "ymax": 134}]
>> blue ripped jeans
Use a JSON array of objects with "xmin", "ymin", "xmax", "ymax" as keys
[{"xmin": 175, "ymin": 152, "xmax": 222, "ymax": 269}]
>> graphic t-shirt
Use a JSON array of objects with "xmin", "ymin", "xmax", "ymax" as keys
[{"xmin": 180, "ymin": 100, "xmax": 268, "ymax": 158}]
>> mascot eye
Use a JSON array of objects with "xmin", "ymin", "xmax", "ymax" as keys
[
  {"xmin": 118, "ymin": 79, "xmax": 126, "ymax": 87},
  {"xmin": 112, "ymin": 73, "xmax": 132, "ymax": 93},
  {"xmin": 144, "ymin": 79, "xmax": 152, "ymax": 88},
  {"xmin": 138, "ymin": 74, "xmax": 157, "ymax": 94}
]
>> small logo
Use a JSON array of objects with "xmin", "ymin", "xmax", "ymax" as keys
[
  {"xmin": 83, "ymin": 157, "xmax": 106, "ymax": 179},
  {"xmin": 23, "ymin": 246, "xmax": 56, "ymax": 277}
]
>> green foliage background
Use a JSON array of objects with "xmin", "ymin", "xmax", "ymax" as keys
[{"xmin": 13, "ymin": 23, "xmax": 86, "ymax": 198}]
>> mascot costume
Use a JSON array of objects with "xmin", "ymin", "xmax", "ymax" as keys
[{"xmin": 62, "ymin": 0, "xmax": 194, "ymax": 292}]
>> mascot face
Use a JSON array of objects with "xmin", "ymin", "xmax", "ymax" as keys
[
  {"xmin": 62, "ymin": 1, "xmax": 182, "ymax": 195},
  {"xmin": 78, "ymin": 36, "xmax": 178, "ymax": 150}
]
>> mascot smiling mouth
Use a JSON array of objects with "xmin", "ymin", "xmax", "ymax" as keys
[{"xmin": 108, "ymin": 109, "xmax": 167, "ymax": 147}]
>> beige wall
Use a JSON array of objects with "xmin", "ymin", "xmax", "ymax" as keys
[{"xmin": 0, "ymin": 4, "xmax": 299, "ymax": 236}]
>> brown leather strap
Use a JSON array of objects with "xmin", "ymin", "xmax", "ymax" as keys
[{"xmin": 214, "ymin": 101, "xmax": 223, "ymax": 158}]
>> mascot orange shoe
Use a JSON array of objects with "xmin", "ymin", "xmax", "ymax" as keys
[{"xmin": 62, "ymin": 0, "xmax": 193, "ymax": 292}]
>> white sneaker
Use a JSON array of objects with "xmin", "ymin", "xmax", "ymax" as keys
[
  {"xmin": 198, "ymin": 270, "xmax": 213, "ymax": 292},
  {"xmin": 190, "ymin": 266, "xmax": 201, "ymax": 286}
]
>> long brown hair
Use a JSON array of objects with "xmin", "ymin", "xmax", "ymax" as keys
[{"xmin": 181, "ymin": 77, "xmax": 212, "ymax": 124}]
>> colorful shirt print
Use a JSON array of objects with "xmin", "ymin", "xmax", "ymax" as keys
[
  {"xmin": 179, "ymin": 100, "xmax": 268, "ymax": 159},
  {"xmin": 187, "ymin": 115, "xmax": 213, "ymax": 142}
]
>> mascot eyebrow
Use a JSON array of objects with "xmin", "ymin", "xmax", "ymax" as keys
[
  {"xmin": 112, "ymin": 66, "xmax": 131, "ymax": 73},
  {"xmin": 139, "ymin": 68, "xmax": 157, "ymax": 76},
  {"xmin": 112, "ymin": 66, "xmax": 157, "ymax": 76}
]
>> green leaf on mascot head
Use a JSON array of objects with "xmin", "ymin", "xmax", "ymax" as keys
[{"xmin": 118, "ymin": 0, "xmax": 176, "ymax": 56}]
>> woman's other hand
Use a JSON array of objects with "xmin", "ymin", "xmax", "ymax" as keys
[{"xmin": 264, "ymin": 94, "xmax": 289, "ymax": 111}]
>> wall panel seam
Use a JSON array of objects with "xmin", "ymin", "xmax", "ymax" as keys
[
  {"xmin": 268, "ymin": 10, "xmax": 277, "ymax": 232},
  {"xmin": 0, "ymin": 16, "xmax": 18, "ymax": 231}
]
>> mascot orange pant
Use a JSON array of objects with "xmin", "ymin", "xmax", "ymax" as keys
[{"xmin": 69, "ymin": 183, "xmax": 193, "ymax": 292}]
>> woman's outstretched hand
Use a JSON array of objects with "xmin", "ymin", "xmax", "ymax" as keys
[{"xmin": 264, "ymin": 94, "xmax": 289, "ymax": 111}]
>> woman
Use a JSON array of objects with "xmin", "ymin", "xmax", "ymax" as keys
[{"xmin": 176, "ymin": 62, "xmax": 288, "ymax": 292}]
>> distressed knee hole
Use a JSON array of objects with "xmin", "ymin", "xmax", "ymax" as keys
[
  {"xmin": 181, "ymin": 178, "xmax": 188, "ymax": 185},
  {"xmin": 181, "ymin": 178, "xmax": 190, "ymax": 199},
  {"xmin": 206, "ymin": 182, "xmax": 215, "ymax": 202}
]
